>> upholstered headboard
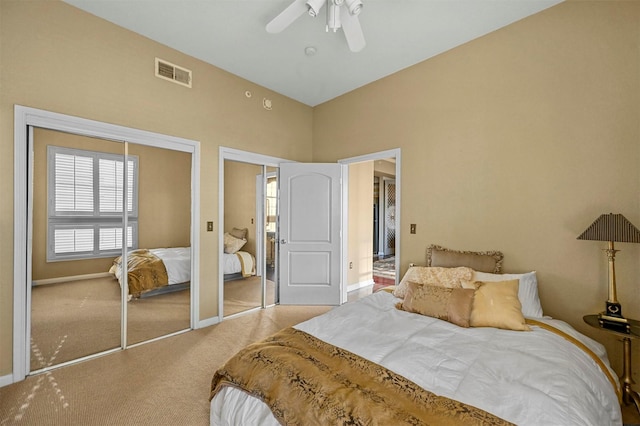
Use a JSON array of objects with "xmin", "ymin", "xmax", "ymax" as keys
[{"xmin": 426, "ymin": 244, "xmax": 503, "ymax": 273}]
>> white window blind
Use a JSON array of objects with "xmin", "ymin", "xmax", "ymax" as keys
[
  {"xmin": 266, "ymin": 177, "xmax": 277, "ymax": 232},
  {"xmin": 54, "ymin": 153, "xmax": 94, "ymax": 213},
  {"xmin": 48, "ymin": 146, "xmax": 138, "ymax": 261}
]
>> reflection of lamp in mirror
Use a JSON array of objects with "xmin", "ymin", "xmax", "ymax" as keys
[{"xmin": 578, "ymin": 213, "xmax": 640, "ymax": 333}]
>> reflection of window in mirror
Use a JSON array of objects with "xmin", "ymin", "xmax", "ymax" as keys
[
  {"xmin": 266, "ymin": 177, "xmax": 277, "ymax": 232},
  {"xmin": 47, "ymin": 146, "xmax": 138, "ymax": 262}
]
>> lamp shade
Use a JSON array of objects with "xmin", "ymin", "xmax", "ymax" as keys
[{"xmin": 577, "ymin": 213, "xmax": 640, "ymax": 243}]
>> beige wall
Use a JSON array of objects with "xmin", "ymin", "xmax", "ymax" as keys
[
  {"xmin": 314, "ymin": 1, "xmax": 640, "ymax": 377},
  {"xmin": 224, "ymin": 160, "xmax": 261, "ymax": 256},
  {"xmin": 31, "ymin": 128, "xmax": 191, "ymax": 281},
  {"xmin": 0, "ymin": 1, "xmax": 313, "ymax": 377},
  {"xmin": 347, "ymin": 162, "xmax": 374, "ymax": 287}
]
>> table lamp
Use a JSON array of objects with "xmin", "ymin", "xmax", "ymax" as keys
[{"xmin": 578, "ymin": 213, "xmax": 640, "ymax": 333}]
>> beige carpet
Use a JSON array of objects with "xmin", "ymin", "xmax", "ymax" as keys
[
  {"xmin": 223, "ymin": 276, "xmax": 276, "ymax": 317},
  {"xmin": 30, "ymin": 277, "xmax": 191, "ymax": 371},
  {"xmin": 1, "ymin": 304, "xmax": 332, "ymax": 425}
]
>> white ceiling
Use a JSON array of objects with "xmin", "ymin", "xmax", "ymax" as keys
[{"xmin": 62, "ymin": 0, "xmax": 563, "ymax": 106}]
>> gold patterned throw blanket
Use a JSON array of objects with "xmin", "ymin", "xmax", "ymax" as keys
[
  {"xmin": 110, "ymin": 249, "xmax": 169, "ymax": 298},
  {"xmin": 210, "ymin": 327, "xmax": 513, "ymax": 426}
]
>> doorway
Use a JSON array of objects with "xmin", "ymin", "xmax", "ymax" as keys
[
  {"xmin": 340, "ymin": 149, "xmax": 401, "ymax": 296},
  {"xmin": 13, "ymin": 106, "xmax": 200, "ymax": 382}
]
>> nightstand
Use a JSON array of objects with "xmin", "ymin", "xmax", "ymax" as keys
[{"xmin": 584, "ymin": 314, "xmax": 640, "ymax": 412}]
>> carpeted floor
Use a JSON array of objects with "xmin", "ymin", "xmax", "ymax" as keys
[
  {"xmin": 29, "ymin": 275, "xmax": 275, "ymax": 373},
  {"xmin": 30, "ymin": 277, "xmax": 190, "ymax": 371},
  {"xmin": 223, "ymin": 276, "xmax": 276, "ymax": 317},
  {"xmin": 1, "ymin": 304, "xmax": 332, "ymax": 425}
]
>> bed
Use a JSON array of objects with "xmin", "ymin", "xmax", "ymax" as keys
[
  {"xmin": 110, "ymin": 247, "xmax": 192, "ymax": 298},
  {"xmin": 209, "ymin": 245, "xmax": 623, "ymax": 426},
  {"xmin": 223, "ymin": 251, "xmax": 256, "ymax": 282},
  {"xmin": 111, "ymin": 246, "xmax": 256, "ymax": 298},
  {"xmin": 222, "ymin": 228, "xmax": 256, "ymax": 282}
]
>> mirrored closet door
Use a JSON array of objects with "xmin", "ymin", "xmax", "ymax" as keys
[
  {"xmin": 126, "ymin": 144, "xmax": 191, "ymax": 346},
  {"xmin": 30, "ymin": 129, "xmax": 125, "ymax": 371},
  {"xmin": 29, "ymin": 128, "xmax": 192, "ymax": 373},
  {"xmin": 222, "ymin": 160, "xmax": 277, "ymax": 317}
]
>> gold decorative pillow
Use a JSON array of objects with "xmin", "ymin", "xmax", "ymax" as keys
[
  {"xmin": 224, "ymin": 232, "xmax": 247, "ymax": 254},
  {"xmin": 230, "ymin": 227, "xmax": 248, "ymax": 240},
  {"xmin": 426, "ymin": 245, "xmax": 504, "ymax": 273},
  {"xmin": 397, "ymin": 282, "xmax": 475, "ymax": 328},
  {"xmin": 393, "ymin": 266, "xmax": 474, "ymax": 299},
  {"xmin": 470, "ymin": 280, "xmax": 530, "ymax": 331}
]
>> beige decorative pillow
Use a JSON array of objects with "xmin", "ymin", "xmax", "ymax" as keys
[
  {"xmin": 426, "ymin": 245, "xmax": 504, "ymax": 273},
  {"xmin": 230, "ymin": 227, "xmax": 248, "ymax": 240},
  {"xmin": 224, "ymin": 232, "xmax": 247, "ymax": 254},
  {"xmin": 397, "ymin": 282, "xmax": 475, "ymax": 328},
  {"xmin": 393, "ymin": 266, "xmax": 474, "ymax": 299},
  {"xmin": 470, "ymin": 280, "xmax": 530, "ymax": 331}
]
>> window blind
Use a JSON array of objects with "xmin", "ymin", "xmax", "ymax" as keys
[{"xmin": 48, "ymin": 146, "xmax": 138, "ymax": 261}]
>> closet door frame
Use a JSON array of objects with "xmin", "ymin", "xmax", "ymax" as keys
[
  {"xmin": 218, "ymin": 147, "xmax": 287, "ymax": 319},
  {"xmin": 13, "ymin": 105, "xmax": 201, "ymax": 383}
]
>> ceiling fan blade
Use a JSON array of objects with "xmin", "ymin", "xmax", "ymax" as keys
[
  {"xmin": 340, "ymin": 6, "xmax": 366, "ymax": 52},
  {"xmin": 266, "ymin": 0, "xmax": 309, "ymax": 34}
]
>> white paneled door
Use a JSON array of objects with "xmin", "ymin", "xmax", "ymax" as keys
[{"xmin": 278, "ymin": 163, "xmax": 342, "ymax": 305}]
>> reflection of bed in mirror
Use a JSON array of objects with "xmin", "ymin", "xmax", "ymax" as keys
[
  {"xmin": 222, "ymin": 227, "xmax": 257, "ymax": 282},
  {"xmin": 110, "ymin": 245, "xmax": 257, "ymax": 298},
  {"xmin": 223, "ymin": 251, "xmax": 256, "ymax": 282},
  {"xmin": 110, "ymin": 247, "xmax": 191, "ymax": 299}
]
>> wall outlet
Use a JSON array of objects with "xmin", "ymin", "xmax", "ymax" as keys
[
  {"xmin": 410, "ymin": 223, "xmax": 416, "ymax": 234},
  {"xmin": 349, "ymin": 262, "xmax": 353, "ymax": 269},
  {"xmin": 207, "ymin": 221, "xmax": 213, "ymax": 232}
]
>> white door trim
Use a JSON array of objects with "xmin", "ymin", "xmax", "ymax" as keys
[
  {"xmin": 338, "ymin": 148, "xmax": 402, "ymax": 289},
  {"xmin": 13, "ymin": 105, "xmax": 200, "ymax": 384}
]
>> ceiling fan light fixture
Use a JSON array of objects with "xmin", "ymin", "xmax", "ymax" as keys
[
  {"xmin": 267, "ymin": 0, "xmax": 365, "ymax": 52},
  {"xmin": 344, "ymin": 0, "xmax": 363, "ymax": 16},
  {"xmin": 326, "ymin": 2, "xmax": 341, "ymax": 32},
  {"xmin": 306, "ymin": 0, "xmax": 326, "ymax": 17}
]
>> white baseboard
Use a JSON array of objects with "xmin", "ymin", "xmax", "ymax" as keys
[
  {"xmin": 347, "ymin": 280, "xmax": 374, "ymax": 293},
  {"xmin": 33, "ymin": 272, "xmax": 112, "ymax": 286},
  {"xmin": 0, "ymin": 373, "xmax": 15, "ymax": 388},
  {"xmin": 197, "ymin": 316, "xmax": 220, "ymax": 329}
]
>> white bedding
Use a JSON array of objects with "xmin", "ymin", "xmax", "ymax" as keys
[
  {"xmin": 223, "ymin": 251, "xmax": 256, "ymax": 277},
  {"xmin": 111, "ymin": 247, "xmax": 191, "ymax": 286},
  {"xmin": 210, "ymin": 291, "xmax": 622, "ymax": 426},
  {"xmin": 223, "ymin": 252, "xmax": 242, "ymax": 275},
  {"xmin": 149, "ymin": 247, "xmax": 190, "ymax": 285}
]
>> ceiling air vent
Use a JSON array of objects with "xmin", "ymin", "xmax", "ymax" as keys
[{"xmin": 155, "ymin": 58, "xmax": 192, "ymax": 88}]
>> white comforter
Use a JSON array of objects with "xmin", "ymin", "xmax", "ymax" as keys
[
  {"xmin": 210, "ymin": 291, "xmax": 622, "ymax": 426},
  {"xmin": 149, "ymin": 247, "xmax": 190, "ymax": 285},
  {"xmin": 222, "ymin": 252, "xmax": 242, "ymax": 275},
  {"xmin": 112, "ymin": 247, "xmax": 191, "ymax": 286}
]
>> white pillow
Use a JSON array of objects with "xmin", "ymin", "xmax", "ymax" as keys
[
  {"xmin": 223, "ymin": 232, "xmax": 247, "ymax": 254},
  {"xmin": 472, "ymin": 271, "xmax": 543, "ymax": 318}
]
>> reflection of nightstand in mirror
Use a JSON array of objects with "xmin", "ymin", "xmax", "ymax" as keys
[{"xmin": 584, "ymin": 314, "xmax": 640, "ymax": 413}]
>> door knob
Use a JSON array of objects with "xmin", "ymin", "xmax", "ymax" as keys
[{"xmin": 280, "ymin": 239, "xmax": 287, "ymax": 244}]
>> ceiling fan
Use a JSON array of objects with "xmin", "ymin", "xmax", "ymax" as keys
[{"xmin": 266, "ymin": 0, "xmax": 366, "ymax": 53}]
